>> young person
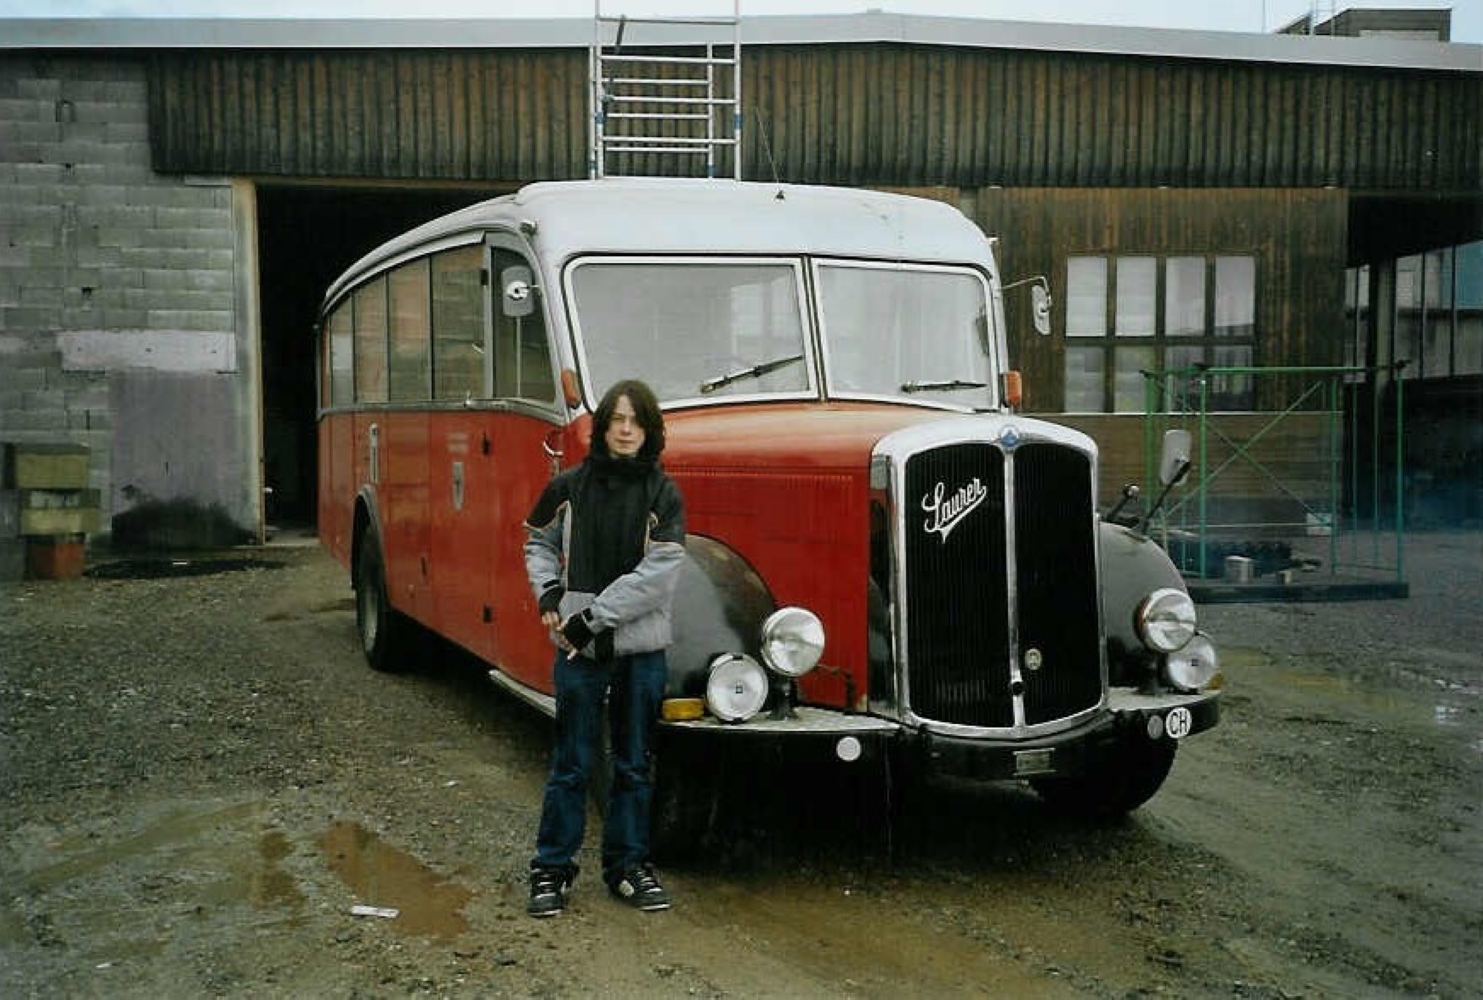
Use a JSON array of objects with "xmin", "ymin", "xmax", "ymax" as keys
[{"xmin": 522, "ymin": 379, "xmax": 686, "ymax": 916}]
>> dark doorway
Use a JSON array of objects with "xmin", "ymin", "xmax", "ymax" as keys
[{"xmin": 256, "ymin": 184, "xmax": 501, "ymax": 529}]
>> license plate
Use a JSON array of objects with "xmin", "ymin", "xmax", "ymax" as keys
[{"xmin": 1013, "ymin": 748, "xmax": 1055, "ymax": 776}]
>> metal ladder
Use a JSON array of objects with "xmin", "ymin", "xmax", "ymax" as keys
[{"xmin": 589, "ymin": 1, "xmax": 742, "ymax": 179}]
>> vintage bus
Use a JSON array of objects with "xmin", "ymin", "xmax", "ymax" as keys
[{"xmin": 316, "ymin": 178, "xmax": 1221, "ymax": 838}]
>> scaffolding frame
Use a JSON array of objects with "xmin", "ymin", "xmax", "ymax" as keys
[{"xmin": 1140, "ymin": 364, "xmax": 1408, "ymax": 596}]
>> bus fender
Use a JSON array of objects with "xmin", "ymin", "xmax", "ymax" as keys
[
  {"xmin": 1098, "ymin": 520, "xmax": 1188, "ymax": 675},
  {"xmin": 667, "ymin": 535, "xmax": 777, "ymax": 699},
  {"xmin": 350, "ymin": 486, "xmax": 384, "ymax": 586}
]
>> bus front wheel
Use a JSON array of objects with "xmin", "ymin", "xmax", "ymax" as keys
[{"xmin": 355, "ymin": 532, "xmax": 410, "ymax": 673}]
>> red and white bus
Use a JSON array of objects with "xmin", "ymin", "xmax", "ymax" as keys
[{"xmin": 316, "ymin": 179, "xmax": 1220, "ymax": 836}]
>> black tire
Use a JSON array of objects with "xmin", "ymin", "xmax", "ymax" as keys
[
  {"xmin": 1030, "ymin": 737, "xmax": 1177, "ymax": 820},
  {"xmin": 354, "ymin": 531, "xmax": 411, "ymax": 673}
]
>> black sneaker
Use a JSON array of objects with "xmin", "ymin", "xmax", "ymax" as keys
[
  {"xmin": 610, "ymin": 866, "xmax": 670, "ymax": 911},
  {"xmin": 527, "ymin": 866, "xmax": 573, "ymax": 918}
]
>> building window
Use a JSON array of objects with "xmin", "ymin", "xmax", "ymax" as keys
[
  {"xmin": 1351, "ymin": 240, "xmax": 1482, "ymax": 380},
  {"xmin": 1459, "ymin": 242, "xmax": 1483, "ymax": 376},
  {"xmin": 1064, "ymin": 254, "xmax": 1258, "ymax": 413},
  {"xmin": 1343, "ymin": 265, "xmax": 1370, "ymax": 383}
]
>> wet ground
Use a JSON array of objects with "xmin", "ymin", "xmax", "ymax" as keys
[{"xmin": 1, "ymin": 530, "xmax": 1480, "ymax": 998}]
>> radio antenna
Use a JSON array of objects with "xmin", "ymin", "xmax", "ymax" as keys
[{"xmin": 753, "ymin": 107, "xmax": 784, "ymax": 199}]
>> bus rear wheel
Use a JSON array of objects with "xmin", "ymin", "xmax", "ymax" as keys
[{"xmin": 355, "ymin": 531, "xmax": 411, "ymax": 673}]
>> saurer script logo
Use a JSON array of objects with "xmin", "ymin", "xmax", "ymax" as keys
[{"xmin": 922, "ymin": 478, "xmax": 987, "ymax": 543}]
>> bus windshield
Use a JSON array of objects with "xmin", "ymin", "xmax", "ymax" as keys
[
  {"xmin": 816, "ymin": 261, "xmax": 996, "ymax": 409},
  {"xmin": 569, "ymin": 259, "xmax": 813, "ymax": 406},
  {"xmin": 568, "ymin": 257, "xmax": 996, "ymax": 410}
]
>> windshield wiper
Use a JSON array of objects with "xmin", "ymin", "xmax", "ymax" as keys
[
  {"xmin": 900, "ymin": 379, "xmax": 988, "ymax": 393},
  {"xmin": 699, "ymin": 354, "xmax": 805, "ymax": 395}
]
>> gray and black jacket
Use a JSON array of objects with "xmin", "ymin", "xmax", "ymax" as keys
[{"xmin": 522, "ymin": 453, "xmax": 685, "ymax": 659}]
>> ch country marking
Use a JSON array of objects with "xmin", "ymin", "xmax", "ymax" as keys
[{"xmin": 922, "ymin": 478, "xmax": 987, "ymax": 542}]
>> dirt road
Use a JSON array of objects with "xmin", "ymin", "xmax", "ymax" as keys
[{"xmin": 2, "ymin": 531, "xmax": 1480, "ymax": 998}]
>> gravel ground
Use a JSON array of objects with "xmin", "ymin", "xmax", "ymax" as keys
[{"xmin": 1, "ymin": 528, "xmax": 1480, "ymax": 998}]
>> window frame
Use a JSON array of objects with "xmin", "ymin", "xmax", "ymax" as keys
[{"xmin": 1063, "ymin": 253, "xmax": 1259, "ymax": 414}]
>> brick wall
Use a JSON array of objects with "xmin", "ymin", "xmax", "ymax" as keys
[{"xmin": 0, "ymin": 53, "xmax": 256, "ymax": 553}]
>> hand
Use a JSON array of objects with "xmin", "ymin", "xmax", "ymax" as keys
[
  {"xmin": 541, "ymin": 611, "xmax": 570, "ymax": 650},
  {"xmin": 558, "ymin": 610, "xmax": 596, "ymax": 653}
]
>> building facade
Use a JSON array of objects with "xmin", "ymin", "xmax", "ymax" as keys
[{"xmin": 1, "ymin": 12, "xmax": 1479, "ymax": 568}]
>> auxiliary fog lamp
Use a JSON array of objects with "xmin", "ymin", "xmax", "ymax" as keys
[{"xmin": 704, "ymin": 606, "xmax": 825, "ymax": 723}]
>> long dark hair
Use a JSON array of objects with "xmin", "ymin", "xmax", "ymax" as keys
[{"xmin": 591, "ymin": 379, "xmax": 666, "ymax": 461}]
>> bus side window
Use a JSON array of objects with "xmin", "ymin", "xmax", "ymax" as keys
[
  {"xmin": 388, "ymin": 258, "xmax": 432, "ymax": 402},
  {"xmin": 432, "ymin": 245, "xmax": 485, "ymax": 401},
  {"xmin": 353, "ymin": 277, "xmax": 388, "ymax": 403},
  {"xmin": 326, "ymin": 303, "xmax": 353, "ymax": 407},
  {"xmin": 493, "ymin": 248, "xmax": 555, "ymax": 404}
]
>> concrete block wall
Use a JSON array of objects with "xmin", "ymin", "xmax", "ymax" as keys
[{"xmin": 0, "ymin": 53, "xmax": 257, "ymax": 549}]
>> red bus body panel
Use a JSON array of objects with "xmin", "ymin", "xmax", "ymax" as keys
[
  {"xmin": 320, "ymin": 407, "xmax": 567, "ymax": 694},
  {"xmin": 321, "ymin": 400, "xmax": 945, "ymax": 711}
]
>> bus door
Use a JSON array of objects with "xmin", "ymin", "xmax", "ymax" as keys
[
  {"xmin": 485, "ymin": 238, "xmax": 567, "ymax": 690},
  {"xmin": 428, "ymin": 410, "xmax": 496, "ymax": 661},
  {"xmin": 426, "ymin": 243, "xmax": 497, "ymax": 662},
  {"xmin": 427, "ymin": 238, "xmax": 563, "ymax": 677}
]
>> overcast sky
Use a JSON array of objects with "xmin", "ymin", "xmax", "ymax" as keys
[{"xmin": 1, "ymin": 0, "xmax": 1478, "ymax": 43}]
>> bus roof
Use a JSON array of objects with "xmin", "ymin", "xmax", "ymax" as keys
[{"xmin": 323, "ymin": 179, "xmax": 996, "ymax": 313}]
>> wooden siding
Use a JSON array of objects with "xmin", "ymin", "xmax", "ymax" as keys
[
  {"xmin": 148, "ymin": 44, "xmax": 1482, "ymax": 191},
  {"xmin": 148, "ymin": 49, "xmax": 590, "ymax": 181}
]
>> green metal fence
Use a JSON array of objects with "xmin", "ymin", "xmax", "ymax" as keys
[{"xmin": 1140, "ymin": 364, "xmax": 1408, "ymax": 599}]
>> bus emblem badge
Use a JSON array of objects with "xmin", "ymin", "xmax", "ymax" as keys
[{"xmin": 921, "ymin": 477, "xmax": 987, "ymax": 543}]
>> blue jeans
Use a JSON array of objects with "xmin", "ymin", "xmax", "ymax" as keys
[{"xmin": 532, "ymin": 648, "xmax": 667, "ymax": 887}]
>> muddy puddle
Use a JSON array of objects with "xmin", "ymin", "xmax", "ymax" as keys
[
  {"xmin": 1222, "ymin": 643, "xmax": 1482, "ymax": 743},
  {"xmin": 320, "ymin": 820, "xmax": 472, "ymax": 940}
]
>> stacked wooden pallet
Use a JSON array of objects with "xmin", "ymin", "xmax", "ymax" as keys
[{"xmin": 1, "ymin": 443, "xmax": 98, "ymax": 580}]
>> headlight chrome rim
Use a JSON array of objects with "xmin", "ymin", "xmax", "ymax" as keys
[
  {"xmin": 705, "ymin": 653, "xmax": 769, "ymax": 723},
  {"xmin": 760, "ymin": 606, "xmax": 825, "ymax": 678},
  {"xmin": 1164, "ymin": 631, "xmax": 1220, "ymax": 691},
  {"xmin": 1137, "ymin": 587, "xmax": 1198, "ymax": 653}
]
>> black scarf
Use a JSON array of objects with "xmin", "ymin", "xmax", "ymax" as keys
[{"xmin": 567, "ymin": 452, "xmax": 658, "ymax": 594}]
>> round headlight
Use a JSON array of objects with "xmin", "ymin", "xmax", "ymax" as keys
[
  {"xmin": 759, "ymin": 602, "xmax": 830, "ymax": 673},
  {"xmin": 705, "ymin": 654, "xmax": 768, "ymax": 723},
  {"xmin": 1136, "ymin": 587, "xmax": 1198, "ymax": 653},
  {"xmin": 1164, "ymin": 632, "xmax": 1220, "ymax": 691},
  {"xmin": 760, "ymin": 606, "xmax": 825, "ymax": 678}
]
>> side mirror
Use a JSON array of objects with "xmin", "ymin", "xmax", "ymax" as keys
[
  {"xmin": 1134, "ymin": 430, "xmax": 1194, "ymax": 535},
  {"xmin": 1159, "ymin": 429, "xmax": 1193, "ymax": 487},
  {"xmin": 1003, "ymin": 275, "xmax": 1053, "ymax": 336},
  {"xmin": 502, "ymin": 265, "xmax": 535, "ymax": 318},
  {"xmin": 1030, "ymin": 282, "xmax": 1052, "ymax": 336}
]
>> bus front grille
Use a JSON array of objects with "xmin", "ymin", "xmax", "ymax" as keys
[{"xmin": 901, "ymin": 439, "xmax": 1100, "ymax": 729}]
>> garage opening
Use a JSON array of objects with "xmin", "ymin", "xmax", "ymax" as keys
[{"xmin": 256, "ymin": 184, "xmax": 502, "ymax": 531}]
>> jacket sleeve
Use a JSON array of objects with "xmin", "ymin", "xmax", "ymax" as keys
[
  {"xmin": 522, "ymin": 478, "xmax": 569, "ymax": 611},
  {"xmin": 585, "ymin": 476, "xmax": 686, "ymax": 630}
]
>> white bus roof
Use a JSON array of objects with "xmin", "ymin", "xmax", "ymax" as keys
[{"xmin": 324, "ymin": 179, "xmax": 995, "ymax": 311}]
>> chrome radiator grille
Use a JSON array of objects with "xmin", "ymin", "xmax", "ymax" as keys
[{"xmin": 902, "ymin": 439, "xmax": 1101, "ymax": 729}]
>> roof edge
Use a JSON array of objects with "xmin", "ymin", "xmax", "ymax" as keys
[{"xmin": 1, "ymin": 12, "xmax": 1478, "ymax": 73}]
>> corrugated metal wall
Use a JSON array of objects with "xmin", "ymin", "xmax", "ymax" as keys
[{"xmin": 148, "ymin": 43, "xmax": 1482, "ymax": 191}]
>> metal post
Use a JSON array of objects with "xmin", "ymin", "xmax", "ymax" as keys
[
  {"xmin": 1394, "ymin": 367, "xmax": 1405, "ymax": 582},
  {"xmin": 1197, "ymin": 373, "xmax": 1209, "ymax": 579}
]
